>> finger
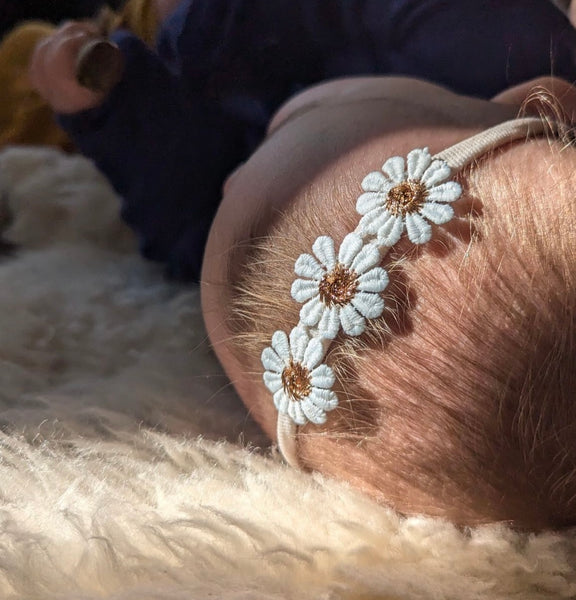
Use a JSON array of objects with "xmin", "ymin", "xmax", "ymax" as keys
[
  {"xmin": 29, "ymin": 29, "xmax": 105, "ymax": 112},
  {"xmin": 47, "ymin": 30, "xmax": 103, "ymax": 83},
  {"xmin": 29, "ymin": 25, "xmax": 99, "ymax": 91},
  {"xmin": 28, "ymin": 36, "xmax": 51, "ymax": 91},
  {"xmin": 56, "ymin": 20, "xmax": 101, "ymax": 38}
]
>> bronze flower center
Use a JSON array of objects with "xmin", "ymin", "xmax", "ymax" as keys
[
  {"xmin": 281, "ymin": 360, "xmax": 312, "ymax": 400},
  {"xmin": 386, "ymin": 180, "xmax": 428, "ymax": 216},
  {"xmin": 318, "ymin": 263, "xmax": 359, "ymax": 307}
]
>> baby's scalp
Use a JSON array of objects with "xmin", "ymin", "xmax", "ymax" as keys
[{"xmin": 225, "ymin": 131, "xmax": 576, "ymax": 530}]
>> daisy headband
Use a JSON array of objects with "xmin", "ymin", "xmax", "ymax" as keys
[{"xmin": 260, "ymin": 117, "xmax": 550, "ymax": 468}]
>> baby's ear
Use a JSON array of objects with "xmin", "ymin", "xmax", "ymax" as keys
[{"xmin": 492, "ymin": 76, "xmax": 576, "ymax": 125}]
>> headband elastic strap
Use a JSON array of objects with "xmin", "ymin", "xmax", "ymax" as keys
[{"xmin": 434, "ymin": 117, "xmax": 549, "ymax": 169}]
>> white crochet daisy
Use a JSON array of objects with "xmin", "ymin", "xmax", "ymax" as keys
[
  {"xmin": 291, "ymin": 233, "xmax": 388, "ymax": 339},
  {"xmin": 261, "ymin": 326, "xmax": 338, "ymax": 425},
  {"xmin": 355, "ymin": 148, "xmax": 462, "ymax": 246}
]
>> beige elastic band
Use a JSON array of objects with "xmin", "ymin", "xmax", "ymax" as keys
[
  {"xmin": 278, "ymin": 116, "xmax": 552, "ymax": 469},
  {"xmin": 434, "ymin": 117, "xmax": 549, "ymax": 169},
  {"xmin": 277, "ymin": 413, "xmax": 300, "ymax": 467}
]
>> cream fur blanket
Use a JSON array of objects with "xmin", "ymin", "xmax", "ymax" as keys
[{"xmin": 0, "ymin": 146, "xmax": 575, "ymax": 599}]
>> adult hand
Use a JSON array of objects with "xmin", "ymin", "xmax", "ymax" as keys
[{"xmin": 29, "ymin": 21, "xmax": 110, "ymax": 114}]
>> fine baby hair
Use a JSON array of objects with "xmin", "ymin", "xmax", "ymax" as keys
[{"xmin": 227, "ymin": 116, "xmax": 576, "ymax": 530}]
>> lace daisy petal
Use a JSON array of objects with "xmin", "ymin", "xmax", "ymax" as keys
[
  {"xmin": 362, "ymin": 170, "xmax": 388, "ymax": 192},
  {"xmin": 303, "ymin": 336, "xmax": 326, "ymax": 370},
  {"xmin": 420, "ymin": 202, "xmax": 454, "ymax": 225},
  {"xmin": 308, "ymin": 387, "xmax": 339, "ymax": 411},
  {"xmin": 340, "ymin": 303, "xmax": 366, "ymax": 336},
  {"xmin": 382, "ymin": 155, "xmax": 405, "ymax": 182},
  {"xmin": 338, "ymin": 233, "xmax": 364, "ymax": 266},
  {"xmin": 318, "ymin": 305, "xmax": 341, "ymax": 339},
  {"xmin": 312, "ymin": 236, "xmax": 337, "ymax": 270},
  {"xmin": 300, "ymin": 296, "xmax": 324, "ymax": 327},
  {"xmin": 309, "ymin": 364, "xmax": 335, "ymax": 389},
  {"xmin": 271, "ymin": 330, "xmax": 290, "ymax": 359},
  {"xmin": 407, "ymin": 147, "xmax": 432, "ymax": 180},
  {"xmin": 289, "ymin": 326, "xmax": 309, "ymax": 363},
  {"xmin": 300, "ymin": 398, "xmax": 327, "ymax": 425},
  {"xmin": 357, "ymin": 207, "xmax": 391, "ymax": 236},
  {"xmin": 376, "ymin": 214, "xmax": 404, "ymax": 246},
  {"xmin": 350, "ymin": 242, "xmax": 381, "ymax": 274},
  {"xmin": 405, "ymin": 212, "xmax": 432, "ymax": 244},
  {"xmin": 356, "ymin": 191, "xmax": 386, "ymax": 215},
  {"xmin": 352, "ymin": 291, "xmax": 385, "ymax": 319},
  {"xmin": 263, "ymin": 371, "xmax": 282, "ymax": 393},
  {"xmin": 273, "ymin": 389, "xmax": 289, "ymax": 413},
  {"xmin": 357, "ymin": 267, "xmax": 389, "ymax": 293},
  {"xmin": 426, "ymin": 181, "xmax": 462, "ymax": 204},
  {"xmin": 288, "ymin": 400, "xmax": 307, "ymax": 426},
  {"xmin": 294, "ymin": 253, "xmax": 324, "ymax": 279},
  {"xmin": 421, "ymin": 159, "xmax": 451, "ymax": 187},
  {"xmin": 261, "ymin": 347, "xmax": 284, "ymax": 372},
  {"xmin": 291, "ymin": 278, "xmax": 320, "ymax": 303}
]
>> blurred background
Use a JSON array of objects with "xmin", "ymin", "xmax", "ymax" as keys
[{"xmin": 0, "ymin": 0, "xmax": 124, "ymax": 39}]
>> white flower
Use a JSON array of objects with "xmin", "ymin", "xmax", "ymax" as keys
[
  {"xmin": 355, "ymin": 148, "xmax": 462, "ymax": 246},
  {"xmin": 261, "ymin": 326, "xmax": 338, "ymax": 425},
  {"xmin": 290, "ymin": 233, "xmax": 388, "ymax": 339}
]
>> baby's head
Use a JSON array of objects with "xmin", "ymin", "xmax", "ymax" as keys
[{"xmin": 201, "ymin": 77, "xmax": 576, "ymax": 530}]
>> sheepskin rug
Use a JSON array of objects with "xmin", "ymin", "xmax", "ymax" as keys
[{"xmin": 0, "ymin": 145, "xmax": 575, "ymax": 600}]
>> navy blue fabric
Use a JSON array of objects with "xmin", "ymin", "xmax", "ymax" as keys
[{"xmin": 59, "ymin": 0, "xmax": 576, "ymax": 280}]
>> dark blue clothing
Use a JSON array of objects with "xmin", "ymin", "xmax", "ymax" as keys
[{"xmin": 59, "ymin": 0, "xmax": 576, "ymax": 280}]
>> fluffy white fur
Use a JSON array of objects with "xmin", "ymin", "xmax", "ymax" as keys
[{"xmin": 0, "ymin": 146, "xmax": 575, "ymax": 599}]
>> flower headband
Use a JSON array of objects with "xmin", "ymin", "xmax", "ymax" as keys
[{"xmin": 260, "ymin": 117, "xmax": 549, "ymax": 467}]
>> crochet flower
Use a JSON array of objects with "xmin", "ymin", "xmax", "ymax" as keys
[
  {"xmin": 355, "ymin": 148, "xmax": 462, "ymax": 246},
  {"xmin": 261, "ymin": 326, "xmax": 338, "ymax": 425},
  {"xmin": 291, "ymin": 233, "xmax": 388, "ymax": 339}
]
